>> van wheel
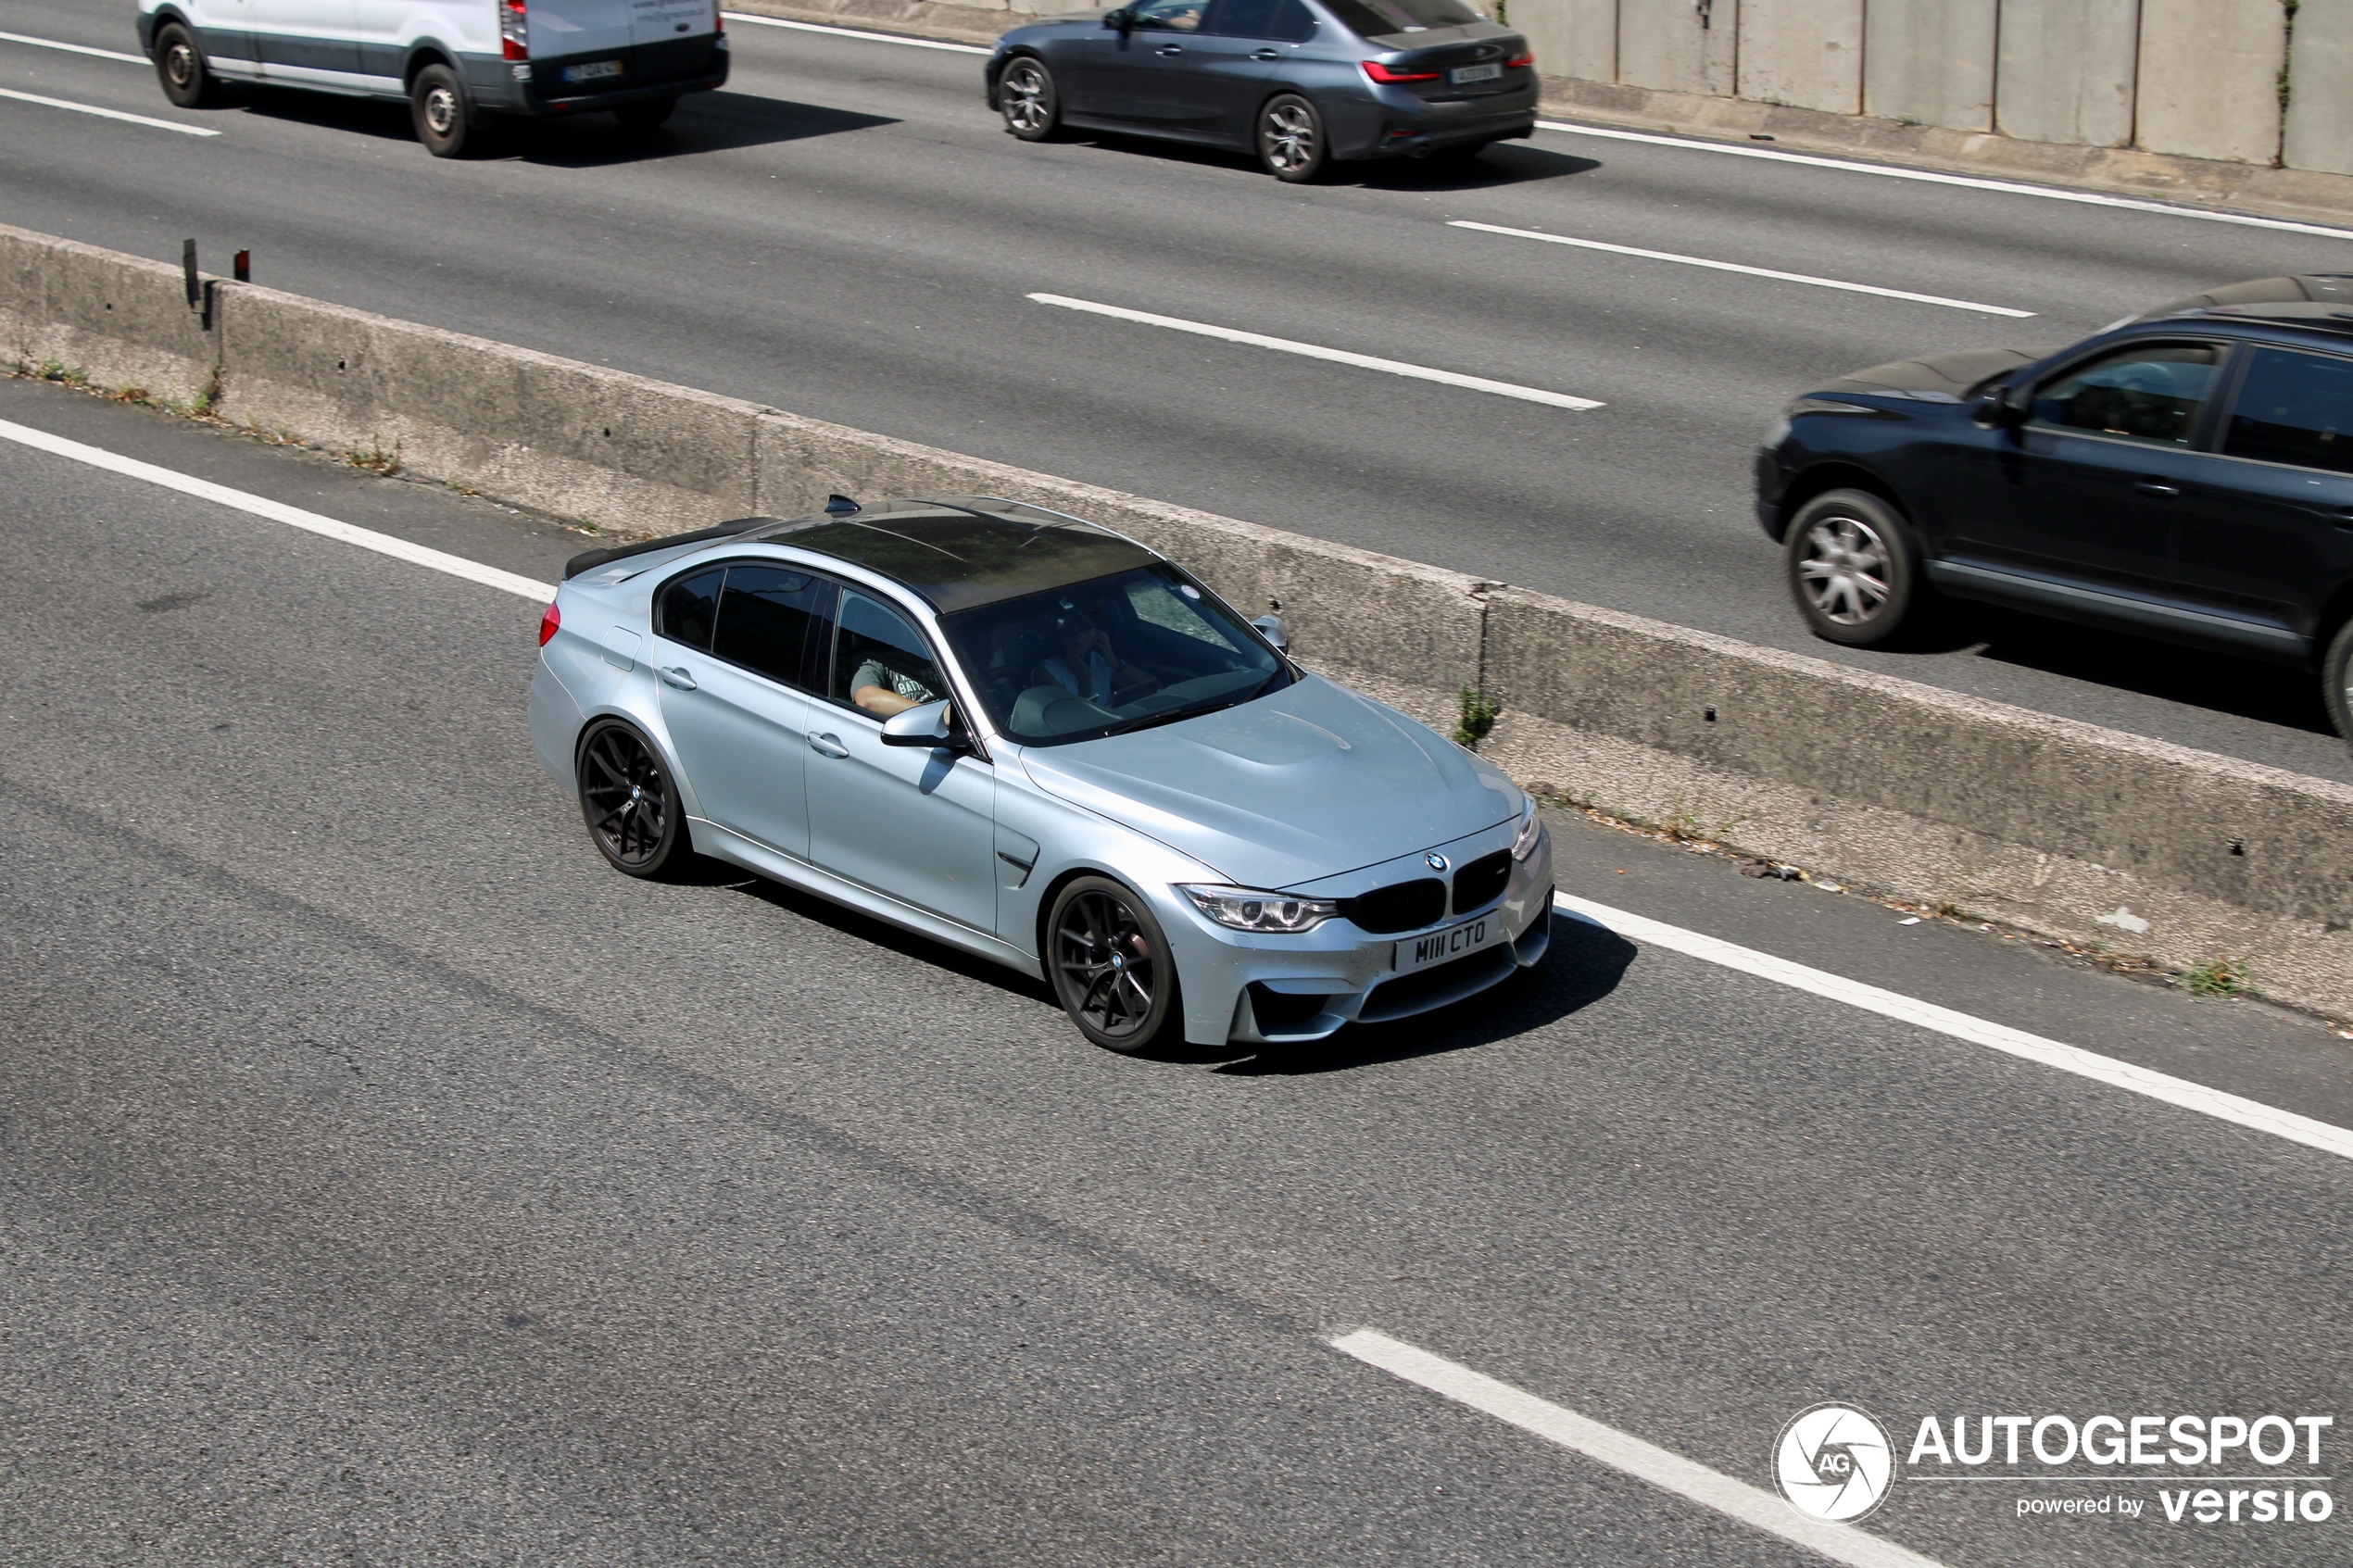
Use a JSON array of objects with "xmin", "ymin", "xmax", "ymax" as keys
[
  {"xmin": 155, "ymin": 21, "xmax": 224, "ymax": 108},
  {"xmin": 614, "ymin": 97, "xmax": 676, "ymax": 132},
  {"xmin": 2324, "ymin": 620, "xmax": 2353, "ymax": 744},
  {"xmin": 1785, "ymin": 488, "xmax": 1928, "ymax": 647},
  {"xmin": 410, "ymin": 63, "xmax": 485, "ymax": 157}
]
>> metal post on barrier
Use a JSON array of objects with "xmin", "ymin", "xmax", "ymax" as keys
[
  {"xmin": 182, "ymin": 238, "xmax": 198, "ymax": 309},
  {"xmin": 233, "ymin": 249, "xmax": 250, "ymax": 283}
]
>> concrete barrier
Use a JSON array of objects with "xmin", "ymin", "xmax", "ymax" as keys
[
  {"xmin": 1511, "ymin": 0, "xmax": 1617, "ymax": 85},
  {"xmin": 9, "ymin": 220, "xmax": 2353, "ymax": 1014},
  {"xmin": 2133, "ymin": 0, "xmax": 2286, "ymax": 167},
  {"xmin": 1993, "ymin": 0, "xmax": 2139, "ymax": 147},
  {"xmin": 1615, "ymin": 0, "xmax": 1736, "ymax": 97},
  {"xmin": 1862, "ymin": 0, "xmax": 1995, "ymax": 133},
  {"xmin": 1737, "ymin": 0, "xmax": 1864, "ymax": 115},
  {"xmin": 2285, "ymin": 0, "xmax": 2353, "ymax": 179}
]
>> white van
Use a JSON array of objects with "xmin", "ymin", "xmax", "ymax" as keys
[{"xmin": 136, "ymin": 0, "xmax": 728, "ymax": 156}]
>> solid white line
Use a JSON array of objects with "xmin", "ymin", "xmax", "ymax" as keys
[
  {"xmin": 1332, "ymin": 1330, "xmax": 1946, "ymax": 1568},
  {"xmin": 0, "ymin": 85, "xmax": 219, "ymax": 133},
  {"xmin": 1027, "ymin": 293, "xmax": 1604, "ymax": 410},
  {"xmin": 1449, "ymin": 220, "xmax": 2035, "ymax": 318},
  {"xmin": 1553, "ymin": 891, "xmax": 2353, "ymax": 1164},
  {"xmin": 0, "ymin": 30, "xmax": 150, "ymax": 64},
  {"xmin": 1535, "ymin": 119, "xmax": 2353, "ymax": 242},
  {"xmin": 721, "ymin": 12, "xmax": 992, "ymax": 55},
  {"xmin": 0, "ymin": 420, "xmax": 555, "ymax": 601}
]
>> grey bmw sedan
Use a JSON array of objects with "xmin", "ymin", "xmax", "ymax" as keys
[{"xmin": 531, "ymin": 496, "xmax": 1552, "ymax": 1053}]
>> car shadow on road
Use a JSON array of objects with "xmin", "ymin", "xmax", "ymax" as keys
[
  {"xmin": 226, "ymin": 87, "xmax": 894, "ymax": 162},
  {"xmin": 1065, "ymin": 131, "xmax": 1597, "ymax": 190},
  {"xmin": 1211, "ymin": 911, "xmax": 1637, "ymax": 1076}
]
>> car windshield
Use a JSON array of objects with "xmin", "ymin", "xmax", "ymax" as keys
[
  {"xmin": 1320, "ymin": 0, "xmax": 1485, "ymax": 38},
  {"xmin": 937, "ymin": 564, "xmax": 1292, "ymax": 746}
]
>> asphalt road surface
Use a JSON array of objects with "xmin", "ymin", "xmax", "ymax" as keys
[
  {"xmin": 4, "ymin": 379, "xmax": 2350, "ymax": 1566},
  {"xmin": 8, "ymin": 3, "xmax": 2353, "ymax": 785}
]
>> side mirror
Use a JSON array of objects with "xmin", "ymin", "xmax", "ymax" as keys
[
  {"xmin": 880, "ymin": 698, "xmax": 971, "ymax": 750},
  {"xmin": 1971, "ymin": 383, "xmax": 2027, "ymax": 430},
  {"xmin": 1103, "ymin": 7, "xmax": 1133, "ymax": 29},
  {"xmin": 1251, "ymin": 613, "xmax": 1289, "ymax": 651}
]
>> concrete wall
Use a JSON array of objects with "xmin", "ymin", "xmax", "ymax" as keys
[
  {"xmin": 2284, "ymin": 0, "xmax": 2353, "ymax": 178},
  {"xmin": 1509, "ymin": 0, "xmax": 1617, "ymax": 82},
  {"xmin": 1993, "ymin": 0, "xmax": 2140, "ymax": 146},
  {"xmin": 1737, "ymin": 0, "xmax": 1864, "ymax": 114},
  {"xmin": 1863, "ymin": 0, "xmax": 1996, "ymax": 132},
  {"xmin": 2133, "ymin": 0, "xmax": 2286, "ymax": 166},
  {"xmin": 10, "ymin": 220, "xmax": 2353, "ymax": 1014},
  {"xmin": 1617, "ymin": 0, "xmax": 1737, "ymax": 97}
]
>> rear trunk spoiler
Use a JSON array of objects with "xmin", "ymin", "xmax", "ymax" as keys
[{"xmin": 562, "ymin": 517, "xmax": 779, "ymax": 580}]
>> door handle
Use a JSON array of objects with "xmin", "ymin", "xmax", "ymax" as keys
[
  {"xmin": 2325, "ymin": 508, "xmax": 2353, "ymax": 529},
  {"xmin": 2133, "ymin": 479, "xmax": 2182, "ymax": 498},
  {"xmin": 1156, "ymin": 44, "xmax": 1183, "ymax": 54},
  {"xmin": 808, "ymin": 732, "xmax": 850, "ymax": 759},
  {"xmin": 657, "ymin": 665, "xmax": 697, "ymax": 690},
  {"xmin": 1252, "ymin": 47, "xmax": 1280, "ymax": 58}
]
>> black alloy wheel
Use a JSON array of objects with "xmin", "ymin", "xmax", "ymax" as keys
[
  {"xmin": 999, "ymin": 56, "xmax": 1061, "ymax": 141},
  {"xmin": 577, "ymin": 720, "xmax": 689, "ymax": 877},
  {"xmin": 154, "ymin": 21, "xmax": 223, "ymax": 108},
  {"xmin": 1257, "ymin": 93, "xmax": 1327, "ymax": 182},
  {"xmin": 2324, "ymin": 619, "xmax": 2353, "ymax": 745},
  {"xmin": 410, "ymin": 63, "xmax": 485, "ymax": 157},
  {"xmin": 1784, "ymin": 487, "xmax": 1928, "ymax": 647},
  {"xmin": 1048, "ymin": 876, "xmax": 1181, "ymax": 1053},
  {"xmin": 614, "ymin": 96, "xmax": 677, "ymax": 132}
]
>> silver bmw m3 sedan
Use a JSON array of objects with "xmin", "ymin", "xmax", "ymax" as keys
[{"xmin": 530, "ymin": 495, "xmax": 1553, "ymax": 1053}]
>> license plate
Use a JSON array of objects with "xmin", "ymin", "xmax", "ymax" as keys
[
  {"xmin": 1395, "ymin": 914, "xmax": 1497, "ymax": 974},
  {"xmin": 563, "ymin": 59, "xmax": 624, "ymax": 82},
  {"xmin": 1449, "ymin": 62, "xmax": 1502, "ymax": 83}
]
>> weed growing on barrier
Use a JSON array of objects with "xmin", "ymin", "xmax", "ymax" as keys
[
  {"xmin": 1454, "ymin": 686, "xmax": 1500, "ymax": 749},
  {"xmin": 347, "ymin": 437, "xmax": 402, "ymax": 476},
  {"xmin": 2184, "ymin": 957, "xmax": 2250, "ymax": 997}
]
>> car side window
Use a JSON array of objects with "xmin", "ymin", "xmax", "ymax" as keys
[
  {"xmin": 1133, "ymin": 0, "xmax": 1207, "ymax": 31},
  {"xmin": 833, "ymin": 591, "xmax": 949, "ymax": 718},
  {"xmin": 711, "ymin": 564, "xmax": 834, "ymax": 689},
  {"xmin": 2027, "ymin": 344, "xmax": 2221, "ymax": 446},
  {"xmin": 2222, "ymin": 345, "xmax": 2353, "ymax": 475},
  {"xmin": 1204, "ymin": 0, "xmax": 1316, "ymax": 38},
  {"xmin": 654, "ymin": 566, "xmax": 724, "ymax": 650}
]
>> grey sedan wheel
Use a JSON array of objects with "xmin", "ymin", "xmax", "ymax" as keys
[
  {"xmin": 154, "ymin": 21, "xmax": 224, "ymax": 108},
  {"xmin": 2325, "ymin": 619, "xmax": 2353, "ymax": 745},
  {"xmin": 1257, "ymin": 94, "xmax": 1327, "ymax": 182},
  {"xmin": 1049, "ymin": 876, "xmax": 1181, "ymax": 1054},
  {"xmin": 1000, "ymin": 56, "xmax": 1062, "ymax": 142},
  {"xmin": 577, "ymin": 721, "xmax": 689, "ymax": 878},
  {"xmin": 1785, "ymin": 488, "xmax": 1925, "ymax": 647}
]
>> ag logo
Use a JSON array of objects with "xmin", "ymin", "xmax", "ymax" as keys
[{"xmin": 1773, "ymin": 1404, "xmax": 1894, "ymax": 1524}]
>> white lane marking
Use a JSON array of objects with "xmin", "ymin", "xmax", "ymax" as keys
[
  {"xmin": 721, "ymin": 12, "xmax": 992, "ymax": 55},
  {"xmin": 1450, "ymin": 220, "xmax": 2035, "ymax": 318},
  {"xmin": 1028, "ymin": 293, "xmax": 1604, "ymax": 410},
  {"xmin": 0, "ymin": 85, "xmax": 219, "ymax": 133},
  {"xmin": 1333, "ymin": 1330, "xmax": 1947, "ymax": 1568},
  {"xmin": 0, "ymin": 420, "xmax": 555, "ymax": 601},
  {"xmin": 0, "ymin": 30, "xmax": 150, "ymax": 64},
  {"xmin": 1536, "ymin": 119, "xmax": 2353, "ymax": 242},
  {"xmin": 1554, "ymin": 891, "xmax": 2353, "ymax": 1164}
]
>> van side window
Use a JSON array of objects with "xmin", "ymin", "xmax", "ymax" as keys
[
  {"xmin": 2223, "ymin": 346, "xmax": 2353, "ymax": 475},
  {"xmin": 654, "ymin": 567, "xmax": 724, "ymax": 650}
]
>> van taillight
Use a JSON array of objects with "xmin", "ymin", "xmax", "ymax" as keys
[
  {"xmin": 500, "ymin": 0, "xmax": 528, "ymax": 60},
  {"xmin": 538, "ymin": 601, "xmax": 560, "ymax": 646}
]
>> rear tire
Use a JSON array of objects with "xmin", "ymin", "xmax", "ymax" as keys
[
  {"xmin": 410, "ymin": 62, "xmax": 486, "ymax": 157},
  {"xmin": 2324, "ymin": 619, "xmax": 2353, "ymax": 744},
  {"xmin": 1257, "ymin": 93, "xmax": 1327, "ymax": 182},
  {"xmin": 1784, "ymin": 488, "xmax": 1928, "ymax": 648},
  {"xmin": 614, "ymin": 96, "xmax": 676, "ymax": 132},
  {"xmin": 154, "ymin": 21, "xmax": 224, "ymax": 108},
  {"xmin": 999, "ymin": 56, "xmax": 1062, "ymax": 142},
  {"xmin": 1048, "ymin": 876, "xmax": 1183, "ymax": 1054},
  {"xmin": 577, "ymin": 720, "xmax": 692, "ymax": 879}
]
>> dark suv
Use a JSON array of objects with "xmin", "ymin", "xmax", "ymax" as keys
[{"xmin": 1756, "ymin": 274, "xmax": 2353, "ymax": 737}]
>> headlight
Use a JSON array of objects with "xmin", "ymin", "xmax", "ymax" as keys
[
  {"xmin": 1761, "ymin": 417, "xmax": 1790, "ymax": 450},
  {"xmin": 1511, "ymin": 794, "xmax": 1544, "ymax": 861},
  {"xmin": 1177, "ymin": 884, "xmax": 1337, "ymax": 933}
]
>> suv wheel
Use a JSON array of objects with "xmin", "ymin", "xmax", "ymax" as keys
[{"xmin": 1784, "ymin": 488, "xmax": 1926, "ymax": 647}]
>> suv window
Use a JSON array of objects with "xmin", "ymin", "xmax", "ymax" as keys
[
  {"xmin": 712, "ymin": 564, "xmax": 834, "ymax": 689},
  {"xmin": 2223, "ymin": 345, "xmax": 2353, "ymax": 475},
  {"xmin": 654, "ymin": 566, "xmax": 724, "ymax": 649},
  {"xmin": 1204, "ymin": 0, "xmax": 1316, "ymax": 39},
  {"xmin": 834, "ymin": 591, "xmax": 948, "ymax": 718},
  {"xmin": 2028, "ymin": 344, "xmax": 2221, "ymax": 446}
]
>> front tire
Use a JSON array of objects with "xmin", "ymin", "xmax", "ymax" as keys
[
  {"xmin": 577, "ymin": 720, "xmax": 691, "ymax": 878},
  {"xmin": 154, "ymin": 21, "xmax": 224, "ymax": 108},
  {"xmin": 1257, "ymin": 93, "xmax": 1327, "ymax": 182},
  {"xmin": 1048, "ymin": 876, "xmax": 1182, "ymax": 1054},
  {"xmin": 999, "ymin": 56, "xmax": 1062, "ymax": 142},
  {"xmin": 410, "ymin": 63, "xmax": 486, "ymax": 158},
  {"xmin": 1784, "ymin": 488, "xmax": 1927, "ymax": 647},
  {"xmin": 2324, "ymin": 619, "xmax": 2353, "ymax": 744}
]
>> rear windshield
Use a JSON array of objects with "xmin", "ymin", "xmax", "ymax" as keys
[{"xmin": 1321, "ymin": 0, "xmax": 1486, "ymax": 38}]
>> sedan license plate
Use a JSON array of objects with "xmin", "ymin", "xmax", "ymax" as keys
[
  {"xmin": 1449, "ymin": 62, "xmax": 1502, "ymax": 83},
  {"xmin": 1395, "ymin": 914, "xmax": 1496, "ymax": 974},
  {"xmin": 563, "ymin": 59, "xmax": 624, "ymax": 82}
]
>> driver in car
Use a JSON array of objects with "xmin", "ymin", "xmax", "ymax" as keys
[
  {"xmin": 851, "ymin": 656, "xmax": 939, "ymax": 718},
  {"xmin": 1033, "ymin": 604, "xmax": 1151, "ymax": 705}
]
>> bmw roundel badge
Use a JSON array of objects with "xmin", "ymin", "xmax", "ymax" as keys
[{"xmin": 1426, "ymin": 852, "xmax": 1449, "ymax": 872}]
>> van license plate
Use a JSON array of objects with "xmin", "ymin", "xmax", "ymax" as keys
[
  {"xmin": 563, "ymin": 59, "xmax": 624, "ymax": 82},
  {"xmin": 1450, "ymin": 62, "xmax": 1502, "ymax": 83},
  {"xmin": 1395, "ymin": 914, "xmax": 1495, "ymax": 974}
]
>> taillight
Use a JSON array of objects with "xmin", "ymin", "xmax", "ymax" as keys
[
  {"xmin": 1505, "ymin": 50, "xmax": 1532, "ymax": 68},
  {"xmin": 500, "ymin": 0, "xmax": 528, "ymax": 60},
  {"xmin": 538, "ymin": 600, "xmax": 560, "ymax": 646},
  {"xmin": 1362, "ymin": 59, "xmax": 1441, "ymax": 83}
]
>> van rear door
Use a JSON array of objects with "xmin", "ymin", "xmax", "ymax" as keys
[
  {"xmin": 530, "ymin": 0, "xmax": 633, "ymax": 61},
  {"xmin": 631, "ymin": 0, "xmax": 717, "ymax": 45}
]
